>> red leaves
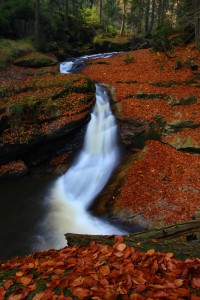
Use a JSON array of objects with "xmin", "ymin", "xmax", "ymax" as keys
[
  {"xmin": 1, "ymin": 241, "xmax": 200, "ymax": 299},
  {"xmin": 115, "ymin": 140, "xmax": 200, "ymax": 227},
  {"xmin": 192, "ymin": 277, "xmax": 200, "ymax": 288}
]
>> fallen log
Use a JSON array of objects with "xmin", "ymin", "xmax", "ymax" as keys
[{"xmin": 65, "ymin": 220, "xmax": 200, "ymax": 260}]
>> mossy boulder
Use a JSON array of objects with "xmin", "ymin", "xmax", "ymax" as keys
[
  {"xmin": 93, "ymin": 37, "xmax": 131, "ymax": 52},
  {"xmin": 14, "ymin": 52, "xmax": 57, "ymax": 68}
]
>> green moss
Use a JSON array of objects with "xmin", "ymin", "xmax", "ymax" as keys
[
  {"xmin": 14, "ymin": 53, "xmax": 57, "ymax": 68},
  {"xmin": 150, "ymin": 79, "xmax": 198, "ymax": 88},
  {"xmin": 116, "ymin": 80, "xmax": 138, "ymax": 84},
  {"xmin": 0, "ymin": 268, "xmax": 18, "ymax": 283},
  {"xmin": 147, "ymin": 115, "xmax": 166, "ymax": 140},
  {"xmin": 6, "ymin": 284, "xmax": 24, "ymax": 297},
  {"xmin": 136, "ymin": 92, "xmax": 169, "ymax": 100},
  {"xmin": 174, "ymin": 59, "xmax": 183, "ymax": 70},
  {"xmin": 26, "ymin": 279, "xmax": 50, "ymax": 300},
  {"xmin": 123, "ymin": 54, "xmax": 135, "ymax": 64},
  {"xmin": 7, "ymin": 102, "xmax": 25, "ymax": 116}
]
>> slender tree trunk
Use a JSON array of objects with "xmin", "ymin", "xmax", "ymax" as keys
[
  {"xmin": 72, "ymin": 0, "xmax": 76, "ymax": 15},
  {"xmin": 149, "ymin": 0, "xmax": 155, "ymax": 32},
  {"xmin": 90, "ymin": 0, "xmax": 94, "ymax": 8},
  {"xmin": 99, "ymin": 0, "xmax": 103, "ymax": 23},
  {"xmin": 145, "ymin": 0, "xmax": 150, "ymax": 34},
  {"xmin": 120, "ymin": 0, "xmax": 126, "ymax": 36},
  {"xmin": 138, "ymin": 0, "xmax": 144, "ymax": 33},
  {"xmin": 169, "ymin": 0, "xmax": 176, "ymax": 23},
  {"xmin": 64, "ymin": 0, "xmax": 69, "ymax": 27},
  {"xmin": 157, "ymin": 0, "xmax": 163, "ymax": 26},
  {"xmin": 194, "ymin": 0, "xmax": 200, "ymax": 49},
  {"xmin": 161, "ymin": 0, "xmax": 167, "ymax": 24},
  {"xmin": 34, "ymin": 0, "xmax": 40, "ymax": 44}
]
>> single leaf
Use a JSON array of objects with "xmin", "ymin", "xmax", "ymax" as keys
[
  {"xmin": 20, "ymin": 276, "xmax": 32, "ymax": 286},
  {"xmin": 147, "ymin": 249, "xmax": 155, "ymax": 255},
  {"xmin": 15, "ymin": 271, "xmax": 23, "ymax": 277},
  {"xmin": 174, "ymin": 279, "xmax": 184, "ymax": 288},
  {"xmin": 71, "ymin": 276, "xmax": 84, "ymax": 287},
  {"xmin": 116, "ymin": 243, "xmax": 127, "ymax": 252},
  {"xmin": 73, "ymin": 287, "xmax": 90, "ymax": 298},
  {"xmin": 130, "ymin": 294, "xmax": 145, "ymax": 300},
  {"xmin": 99, "ymin": 265, "xmax": 110, "ymax": 276},
  {"xmin": 193, "ymin": 278, "xmax": 200, "ymax": 288}
]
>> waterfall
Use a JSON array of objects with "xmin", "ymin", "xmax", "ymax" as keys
[{"xmin": 36, "ymin": 84, "xmax": 124, "ymax": 251}]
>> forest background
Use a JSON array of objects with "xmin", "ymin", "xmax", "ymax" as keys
[{"xmin": 0, "ymin": 0, "xmax": 200, "ymax": 61}]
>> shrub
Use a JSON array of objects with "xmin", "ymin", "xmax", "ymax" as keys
[
  {"xmin": 174, "ymin": 59, "xmax": 183, "ymax": 70},
  {"xmin": 123, "ymin": 54, "xmax": 135, "ymax": 64}
]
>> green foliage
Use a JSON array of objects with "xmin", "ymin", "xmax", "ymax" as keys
[
  {"xmin": 0, "ymin": 39, "xmax": 34, "ymax": 68},
  {"xmin": 174, "ymin": 59, "xmax": 183, "ymax": 70},
  {"xmin": 151, "ymin": 21, "xmax": 179, "ymax": 51},
  {"xmin": 81, "ymin": 7, "xmax": 100, "ymax": 27},
  {"xmin": 123, "ymin": 54, "xmax": 135, "ymax": 64},
  {"xmin": 7, "ymin": 102, "xmax": 24, "ymax": 116}
]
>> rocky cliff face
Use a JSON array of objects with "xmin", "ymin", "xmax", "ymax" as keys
[{"xmin": 0, "ymin": 53, "xmax": 95, "ymax": 177}]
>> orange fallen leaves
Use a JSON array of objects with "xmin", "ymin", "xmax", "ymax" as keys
[{"xmin": 0, "ymin": 238, "xmax": 200, "ymax": 299}]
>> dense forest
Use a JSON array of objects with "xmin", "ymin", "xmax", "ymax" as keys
[{"xmin": 0, "ymin": 0, "xmax": 200, "ymax": 53}]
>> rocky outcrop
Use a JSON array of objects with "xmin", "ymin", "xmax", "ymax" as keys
[{"xmin": 0, "ymin": 63, "xmax": 95, "ymax": 176}]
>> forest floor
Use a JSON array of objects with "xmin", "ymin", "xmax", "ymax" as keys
[{"xmin": 0, "ymin": 45, "xmax": 200, "ymax": 299}]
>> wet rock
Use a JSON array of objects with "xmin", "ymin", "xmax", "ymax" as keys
[{"xmin": 117, "ymin": 118, "xmax": 149, "ymax": 148}]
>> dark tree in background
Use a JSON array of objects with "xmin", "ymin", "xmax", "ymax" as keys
[
  {"xmin": 34, "ymin": 0, "xmax": 40, "ymax": 44},
  {"xmin": 193, "ymin": 0, "xmax": 200, "ymax": 49},
  {"xmin": 0, "ymin": 0, "xmax": 200, "ymax": 49}
]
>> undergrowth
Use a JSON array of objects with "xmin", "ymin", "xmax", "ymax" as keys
[{"xmin": 0, "ymin": 38, "xmax": 35, "ymax": 68}]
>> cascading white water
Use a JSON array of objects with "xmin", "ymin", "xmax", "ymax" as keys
[{"xmin": 36, "ymin": 84, "xmax": 124, "ymax": 251}]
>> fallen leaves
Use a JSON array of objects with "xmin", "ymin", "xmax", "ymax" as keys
[
  {"xmin": 0, "ymin": 238, "xmax": 200, "ymax": 299},
  {"xmin": 115, "ymin": 140, "xmax": 200, "ymax": 227}
]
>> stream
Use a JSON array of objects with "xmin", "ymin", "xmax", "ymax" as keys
[
  {"xmin": 35, "ymin": 83, "xmax": 125, "ymax": 251},
  {"xmin": 0, "ymin": 52, "xmax": 124, "ymax": 260}
]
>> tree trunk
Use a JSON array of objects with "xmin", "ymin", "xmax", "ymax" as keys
[
  {"xmin": 138, "ymin": 0, "xmax": 144, "ymax": 33},
  {"xmin": 34, "ymin": 0, "xmax": 40, "ymax": 44},
  {"xmin": 149, "ymin": 0, "xmax": 155, "ymax": 33},
  {"xmin": 72, "ymin": 0, "xmax": 76, "ymax": 15},
  {"xmin": 99, "ymin": 0, "xmax": 103, "ymax": 23},
  {"xmin": 90, "ymin": 0, "xmax": 94, "ymax": 9},
  {"xmin": 194, "ymin": 0, "xmax": 200, "ymax": 49},
  {"xmin": 161, "ymin": 0, "xmax": 167, "ymax": 25},
  {"xmin": 66, "ymin": 220, "xmax": 200, "ymax": 260},
  {"xmin": 120, "ymin": 0, "xmax": 126, "ymax": 36},
  {"xmin": 157, "ymin": 0, "xmax": 163, "ymax": 26},
  {"xmin": 64, "ymin": 0, "xmax": 69, "ymax": 27},
  {"xmin": 145, "ymin": 0, "xmax": 150, "ymax": 34}
]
